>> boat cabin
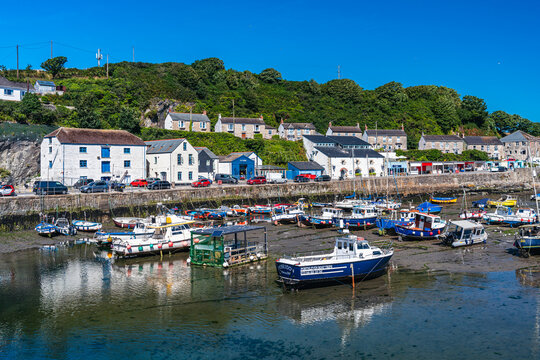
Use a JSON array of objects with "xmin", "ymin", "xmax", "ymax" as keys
[
  {"xmin": 413, "ymin": 213, "xmax": 443, "ymax": 230},
  {"xmin": 352, "ymin": 206, "xmax": 377, "ymax": 218},
  {"xmin": 333, "ymin": 236, "xmax": 381, "ymax": 258},
  {"xmin": 445, "ymin": 220, "xmax": 486, "ymax": 244},
  {"xmin": 321, "ymin": 207, "xmax": 343, "ymax": 218},
  {"xmin": 190, "ymin": 225, "xmax": 268, "ymax": 267}
]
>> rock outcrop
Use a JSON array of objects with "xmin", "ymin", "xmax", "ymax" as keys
[
  {"xmin": 141, "ymin": 98, "xmax": 184, "ymax": 128},
  {"xmin": 0, "ymin": 139, "xmax": 40, "ymax": 185}
]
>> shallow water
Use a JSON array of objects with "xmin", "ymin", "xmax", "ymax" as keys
[{"xmin": 0, "ymin": 244, "xmax": 539, "ymax": 360}]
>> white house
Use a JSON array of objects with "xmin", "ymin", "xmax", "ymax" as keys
[
  {"xmin": 0, "ymin": 76, "xmax": 32, "ymax": 101},
  {"xmin": 145, "ymin": 138, "xmax": 199, "ymax": 184},
  {"xmin": 325, "ymin": 122, "xmax": 363, "ymax": 138},
  {"xmin": 302, "ymin": 135, "xmax": 337, "ymax": 161},
  {"xmin": 278, "ymin": 120, "xmax": 317, "ymax": 141},
  {"xmin": 41, "ymin": 127, "xmax": 147, "ymax": 186},
  {"xmin": 312, "ymin": 146, "xmax": 385, "ymax": 179},
  {"xmin": 164, "ymin": 111, "xmax": 211, "ymax": 132},
  {"xmin": 34, "ymin": 80, "xmax": 56, "ymax": 94}
]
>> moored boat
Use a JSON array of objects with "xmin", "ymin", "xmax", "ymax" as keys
[
  {"xmin": 514, "ymin": 224, "xmax": 540, "ymax": 257},
  {"xmin": 502, "ymin": 208, "xmax": 538, "ymax": 227},
  {"xmin": 55, "ymin": 218, "xmax": 77, "ymax": 236},
  {"xmin": 113, "ymin": 217, "xmax": 144, "ymax": 229},
  {"xmin": 271, "ymin": 205, "xmax": 305, "ymax": 224},
  {"xmin": 395, "ymin": 212, "xmax": 446, "ymax": 240},
  {"xmin": 416, "ymin": 201, "xmax": 442, "ymax": 214},
  {"xmin": 35, "ymin": 217, "xmax": 57, "ymax": 237},
  {"xmin": 72, "ymin": 220, "xmax": 102, "ymax": 232},
  {"xmin": 459, "ymin": 209, "xmax": 486, "ymax": 220},
  {"xmin": 376, "ymin": 209, "xmax": 417, "ymax": 234},
  {"xmin": 430, "ymin": 196, "xmax": 457, "ymax": 204},
  {"xmin": 334, "ymin": 205, "xmax": 378, "ymax": 228},
  {"xmin": 483, "ymin": 206, "xmax": 513, "ymax": 225},
  {"xmin": 309, "ymin": 207, "xmax": 342, "ymax": 227},
  {"xmin": 249, "ymin": 205, "xmax": 273, "ymax": 214},
  {"xmin": 275, "ymin": 235, "xmax": 393, "ymax": 288},
  {"xmin": 442, "ymin": 220, "xmax": 487, "ymax": 247},
  {"xmin": 487, "ymin": 195, "xmax": 517, "ymax": 207}
]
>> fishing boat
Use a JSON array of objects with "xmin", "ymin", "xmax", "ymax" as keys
[
  {"xmin": 249, "ymin": 205, "xmax": 273, "ymax": 214},
  {"xmin": 502, "ymin": 208, "xmax": 538, "ymax": 227},
  {"xmin": 416, "ymin": 201, "xmax": 442, "ymax": 214},
  {"xmin": 442, "ymin": 220, "xmax": 487, "ymax": 247},
  {"xmin": 334, "ymin": 205, "xmax": 378, "ymax": 228},
  {"xmin": 334, "ymin": 198, "xmax": 364, "ymax": 210},
  {"xmin": 459, "ymin": 209, "xmax": 486, "ymax": 220},
  {"xmin": 113, "ymin": 217, "xmax": 144, "ymax": 229},
  {"xmin": 271, "ymin": 205, "xmax": 305, "ymax": 224},
  {"xmin": 472, "ymin": 198, "xmax": 489, "ymax": 209},
  {"xmin": 376, "ymin": 209, "xmax": 417, "ymax": 234},
  {"xmin": 55, "ymin": 218, "xmax": 77, "ymax": 236},
  {"xmin": 483, "ymin": 206, "xmax": 513, "ymax": 225},
  {"xmin": 430, "ymin": 196, "xmax": 457, "ymax": 204},
  {"xmin": 227, "ymin": 205, "xmax": 249, "ymax": 217},
  {"xmin": 275, "ymin": 235, "xmax": 393, "ymax": 288},
  {"xmin": 487, "ymin": 195, "xmax": 517, "ymax": 207},
  {"xmin": 395, "ymin": 212, "xmax": 446, "ymax": 240},
  {"xmin": 35, "ymin": 215, "xmax": 57, "ymax": 237},
  {"xmin": 372, "ymin": 199, "xmax": 401, "ymax": 211},
  {"xmin": 514, "ymin": 225, "xmax": 540, "ymax": 257},
  {"xmin": 111, "ymin": 218, "xmax": 195, "ymax": 258},
  {"xmin": 309, "ymin": 207, "xmax": 343, "ymax": 227},
  {"xmin": 72, "ymin": 220, "xmax": 102, "ymax": 232},
  {"xmin": 311, "ymin": 202, "xmax": 332, "ymax": 207}
]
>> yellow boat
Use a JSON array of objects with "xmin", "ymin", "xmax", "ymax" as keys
[
  {"xmin": 487, "ymin": 195, "xmax": 517, "ymax": 207},
  {"xmin": 430, "ymin": 197, "xmax": 458, "ymax": 204}
]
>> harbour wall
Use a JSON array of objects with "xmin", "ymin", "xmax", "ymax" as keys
[{"xmin": 0, "ymin": 169, "xmax": 534, "ymax": 231}]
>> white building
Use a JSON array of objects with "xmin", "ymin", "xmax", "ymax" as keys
[
  {"xmin": 34, "ymin": 80, "xmax": 56, "ymax": 94},
  {"xmin": 145, "ymin": 138, "xmax": 199, "ymax": 184},
  {"xmin": 325, "ymin": 122, "xmax": 363, "ymax": 138},
  {"xmin": 41, "ymin": 127, "xmax": 146, "ymax": 186},
  {"xmin": 278, "ymin": 120, "xmax": 317, "ymax": 141},
  {"xmin": 164, "ymin": 111, "xmax": 211, "ymax": 132},
  {"xmin": 0, "ymin": 76, "xmax": 32, "ymax": 101},
  {"xmin": 312, "ymin": 147, "xmax": 385, "ymax": 179}
]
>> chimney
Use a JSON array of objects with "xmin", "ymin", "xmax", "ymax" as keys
[
  {"xmin": 401, "ymin": 123, "xmax": 404, "ymax": 131},
  {"xmin": 260, "ymin": 114, "xmax": 263, "ymax": 120},
  {"xmin": 218, "ymin": 113, "xmax": 221, "ymax": 121},
  {"xmin": 202, "ymin": 110, "xmax": 207, "ymax": 115},
  {"xmin": 365, "ymin": 124, "xmax": 368, "ymax": 131},
  {"xmin": 280, "ymin": 118, "xmax": 284, "ymax": 125},
  {"xmin": 356, "ymin": 123, "xmax": 360, "ymax": 128},
  {"xmin": 329, "ymin": 121, "xmax": 332, "ymax": 128}
]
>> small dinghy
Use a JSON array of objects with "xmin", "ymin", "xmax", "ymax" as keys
[
  {"xmin": 113, "ymin": 217, "xmax": 144, "ymax": 229},
  {"xmin": 430, "ymin": 196, "xmax": 457, "ymax": 204},
  {"xmin": 72, "ymin": 220, "xmax": 102, "ymax": 232},
  {"xmin": 514, "ymin": 225, "xmax": 540, "ymax": 257},
  {"xmin": 275, "ymin": 235, "xmax": 393, "ymax": 288},
  {"xmin": 249, "ymin": 205, "xmax": 273, "ymax": 214},
  {"xmin": 55, "ymin": 218, "xmax": 77, "ymax": 236},
  {"xmin": 35, "ymin": 220, "xmax": 57, "ymax": 237}
]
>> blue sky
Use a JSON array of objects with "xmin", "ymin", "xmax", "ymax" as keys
[{"xmin": 2, "ymin": 0, "xmax": 539, "ymax": 121}]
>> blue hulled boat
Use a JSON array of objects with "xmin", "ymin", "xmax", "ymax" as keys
[
  {"xmin": 275, "ymin": 235, "xmax": 393, "ymax": 288},
  {"xmin": 376, "ymin": 209, "xmax": 418, "ymax": 233},
  {"xmin": 416, "ymin": 202, "xmax": 442, "ymax": 214},
  {"xmin": 472, "ymin": 198, "xmax": 490, "ymax": 209},
  {"xmin": 514, "ymin": 225, "xmax": 540, "ymax": 256},
  {"xmin": 309, "ymin": 207, "xmax": 342, "ymax": 227},
  {"xmin": 395, "ymin": 212, "xmax": 446, "ymax": 240},
  {"xmin": 334, "ymin": 205, "xmax": 378, "ymax": 228},
  {"xmin": 35, "ymin": 221, "xmax": 57, "ymax": 236}
]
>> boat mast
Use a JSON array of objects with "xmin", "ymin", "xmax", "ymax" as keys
[{"xmin": 528, "ymin": 145, "xmax": 539, "ymax": 216}]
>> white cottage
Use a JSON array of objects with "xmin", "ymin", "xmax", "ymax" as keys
[
  {"xmin": 312, "ymin": 147, "xmax": 385, "ymax": 179},
  {"xmin": 145, "ymin": 138, "xmax": 199, "ymax": 184},
  {"xmin": 0, "ymin": 76, "xmax": 32, "ymax": 102},
  {"xmin": 164, "ymin": 111, "xmax": 211, "ymax": 132},
  {"xmin": 34, "ymin": 80, "xmax": 56, "ymax": 94},
  {"xmin": 41, "ymin": 127, "xmax": 147, "ymax": 186}
]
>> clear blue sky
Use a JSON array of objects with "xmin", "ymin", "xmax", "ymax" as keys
[{"xmin": 2, "ymin": 0, "xmax": 539, "ymax": 121}]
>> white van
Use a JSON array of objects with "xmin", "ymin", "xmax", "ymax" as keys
[{"xmin": 266, "ymin": 173, "xmax": 287, "ymax": 184}]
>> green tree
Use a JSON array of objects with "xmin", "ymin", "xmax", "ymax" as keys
[
  {"xmin": 20, "ymin": 93, "xmax": 43, "ymax": 123},
  {"xmin": 76, "ymin": 94, "xmax": 100, "ymax": 129},
  {"xmin": 323, "ymin": 79, "xmax": 363, "ymax": 103},
  {"xmin": 259, "ymin": 68, "xmax": 282, "ymax": 83},
  {"xmin": 117, "ymin": 107, "xmax": 141, "ymax": 134},
  {"xmin": 41, "ymin": 56, "xmax": 68, "ymax": 78},
  {"xmin": 459, "ymin": 95, "xmax": 488, "ymax": 127}
]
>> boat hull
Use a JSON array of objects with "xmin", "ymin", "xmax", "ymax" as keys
[
  {"xmin": 308, "ymin": 216, "xmax": 334, "ymax": 227},
  {"xmin": 395, "ymin": 225, "xmax": 444, "ymax": 240},
  {"xmin": 113, "ymin": 218, "xmax": 142, "ymax": 229},
  {"xmin": 514, "ymin": 237, "xmax": 540, "ymax": 253},
  {"xmin": 430, "ymin": 197, "xmax": 457, "ymax": 204},
  {"xmin": 112, "ymin": 238, "xmax": 191, "ymax": 258},
  {"xmin": 276, "ymin": 253, "xmax": 392, "ymax": 288},
  {"xmin": 376, "ymin": 218, "xmax": 413, "ymax": 233},
  {"xmin": 334, "ymin": 216, "xmax": 377, "ymax": 228},
  {"xmin": 72, "ymin": 220, "xmax": 102, "ymax": 232}
]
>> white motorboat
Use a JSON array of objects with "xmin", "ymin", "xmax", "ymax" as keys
[
  {"xmin": 443, "ymin": 220, "xmax": 487, "ymax": 247},
  {"xmin": 271, "ymin": 205, "xmax": 305, "ymax": 224},
  {"xmin": 72, "ymin": 220, "xmax": 102, "ymax": 232},
  {"xmin": 334, "ymin": 199, "xmax": 364, "ymax": 210}
]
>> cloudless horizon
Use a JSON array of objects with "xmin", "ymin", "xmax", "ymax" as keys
[{"xmin": 2, "ymin": 0, "xmax": 539, "ymax": 122}]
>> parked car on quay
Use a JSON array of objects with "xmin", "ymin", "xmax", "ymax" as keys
[
  {"xmin": 33, "ymin": 181, "xmax": 68, "ymax": 195},
  {"xmin": 108, "ymin": 181, "xmax": 126, "ymax": 192},
  {"xmin": 73, "ymin": 178, "xmax": 94, "ymax": 189},
  {"xmin": 314, "ymin": 175, "xmax": 331, "ymax": 182},
  {"xmin": 214, "ymin": 174, "xmax": 238, "ymax": 184},
  {"xmin": 192, "ymin": 179, "xmax": 211, "ymax": 187},
  {"xmin": 247, "ymin": 176, "xmax": 267, "ymax": 185},
  {"xmin": 0, "ymin": 184, "xmax": 16, "ymax": 196},
  {"xmin": 491, "ymin": 166, "xmax": 508, "ymax": 172},
  {"xmin": 294, "ymin": 175, "xmax": 310, "ymax": 183},
  {"xmin": 198, "ymin": 176, "xmax": 213, "ymax": 184},
  {"xmin": 266, "ymin": 173, "xmax": 287, "ymax": 184},
  {"xmin": 80, "ymin": 180, "xmax": 109, "ymax": 193},
  {"xmin": 146, "ymin": 177, "xmax": 161, "ymax": 184},
  {"xmin": 148, "ymin": 180, "xmax": 171, "ymax": 190},
  {"xmin": 130, "ymin": 179, "xmax": 148, "ymax": 187}
]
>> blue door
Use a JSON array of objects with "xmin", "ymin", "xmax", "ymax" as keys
[
  {"xmin": 101, "ymin": 147, "xmax": 110, "ymax": 158},
  {"xmin": 101, "ymin": 161, "xmax": 110, "ymax": 173}
]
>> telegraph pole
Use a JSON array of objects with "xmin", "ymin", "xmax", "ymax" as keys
[
  {"xmin": 106, "ymin": 54, "xmax": 109, "ymax": 79},
  {"xmin": 337, "ymin": 65, "xmax": 341, "ymax": 79},
  {"xmin": 96, "ymin": 49, "xmax": 102, "ymax": 67},
  {"xmin": 16, "ymin": 45, "xmax": 19, "ymax": 79},
  {"xmin": 50, "ymin": 40, "xmax": 53, "ymax": 59},
  {"xmin": 132, "ymin": 47, "xmax": 135, "ymax": 62}
]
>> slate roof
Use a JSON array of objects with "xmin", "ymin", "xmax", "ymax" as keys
[
  {"xmin": 0, "ymin": 76, "xmax": 30, "ymax": 91},
  {"xmin": 45, "ymin": 127, "xmax": 146, "ymax": 146},
  {"xmin": 145, "ymin": 139, "xmax": 185, "ymax": 154},
  {"xmin": 500, "ymin": 130, "xmax": 538, "ymax": 143},
  {"xmin": 281, "ymin": 122, "xmax": 316, "ymax": 130},
  {"xmin": 315, "ymin": 146, "xmax": 383, "ymax": 158},
  {"xmin": 220, "ymin": 117, "xmax": 265, "ymax": 125},
  {"xmin": 303, "ymin": 135, "xmax": 336, "ymax": 144},
  {"xmin": 464, "ymin": 136, "xmax": 503, "ymax": 146},
  {"xmin": 219, "ymin": 153, "xmax": 252, "ymax": 163},
  {"xmin": 194, "ymin": 147, "xmax": 218, "ymax": 159},
  {"xmin": 168, "ymin": 112, "xmax": 210, "ymax": 122},
  {"xmin": 349, "ymin": 149, "xmax": 385, "ymax": 158},
  {"xmin": 36, "ymin": 80, "xmax": 56, "ymax": 87},
  {"xmin": 288, "ymin": 161, "xmax": 325, "ymax": 171},
  {"xmin": 327, "ymin": 135, "xmax": 370, "ymax": 147},
  {"xmin": 422, "ymin": 135, "xmax": 464, "ymax": 142},
  {"xmin": 329, "ymin": 125, "xmax": 362, "ymax": 133},
  {"xmin": 266, "ymin": 125, "xmax": 276, "ymax": 130},
  {"xmin": 364, "ymin": 129, "xmax": 406, "ymax": 136}
]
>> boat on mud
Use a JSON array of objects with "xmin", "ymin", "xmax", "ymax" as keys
[
  {"xmin": 483, "ymin": 206, "xmax": 513, "ymax": 225},
  {"xmin": 334, "ymin": 205, "xmax": 378, "ymax": 228},
  {"xmin": 113, "ymin": 217, "xmax": 144, "ymax": 229},
  {"xmin": 395, "ymin": 212, "xmax": 446, "ymax": 240},
  {"xmin": 309, "ymin": 207, "xmax": 343, "ymax": 227},
  {"xmin": 271, "ymin": 205, "xmax": 305, "ymax": 224},
  {"xmin": 72, "ymin": 220, "xmax": 102, "ymax": 232},
  {"xmin": 514, "ymin": 224, "xmax": 540, "ymax": 257},
  {"xmin": 442, "ymin": 220, "xmax": 487, "ymax": 247},
  {"xmin": 416, "ymin": 201, "xmax": 442, "ymax": 214},
  {"xmin": 430, "ymin": 196, "xmax": 457, "ymax": 204},
  {"xmin": 249, "ymin": 205, "xmax": 273, "ymax": 215},
  {"xmin": 275, "ymin": 235, "xmax": 393, "ymax": 288},
  {"xmin": 376, "ymin": 209, "xmax": 417, "ymax": 234},
  {"xmin": 502, "ymin": 208, "xmax": 538, "ymax": 227},
  {"xmin": 487, "ymin": 195, "xmax": 517, "ymax": 207}
]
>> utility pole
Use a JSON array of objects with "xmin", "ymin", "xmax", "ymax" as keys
[
  {"xmin": 132, "ymin": 47, "xmax": 135, "ymax": 62},
  {"xmin": 50, "ymin": 40, "xmax": 53, "ymax": 59},
  {"xmin": 106, "ymin": 54, "xmax": 109, "ymax": 79},
  {"xmin": 337, "ymin": 65, "xmax": 341, "ymax": 79},
  {"xmin": 96, "ymin": 49, "xmax": 102, "ymax": 67},
  {"xmin": 16, "ymin": 45, "xmax": 19, "ymax": 79}
]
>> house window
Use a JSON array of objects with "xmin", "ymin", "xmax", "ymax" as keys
[
  {"xmin": 206, "ymin": 160, "xmax": 210, "ymax": 166},
  {"xmin": 268, "ymin": 130, "xmax": 272, "ymax": 135},
  {"xmin": 382, "ymin": 136, "xmax": 386, "ymax": 142},
  {"xmin": 288, "ymin": 129, "xmax": 294, "ymax": 135},
  {"xmin": 188, "ymin": 154, "xmax": 194, "ymax": 165},
  {"xmin": 201, "ymin": 122, "xmax": 206, "ymax": 129},
  {"xmin": 21, "ymin": 91, "xmax": 25, "ymax": 97},
  {"xmin": 80, "ymin": 160, "xmax": 87, "ymax": 168},
  {"xmin": 255, "ymin": 125, "xmax": 260, "ymax": 132},
  {"xmin": 228, "ymin": 124, "xmax": 234, "ymax": 131},
  {"xmin": 154, "ymin": 157, "xmax": 157, "ymax": 164},
  {"xmin": 101, "ymin": 147, "xmax": 110, "ymax": 158},
  {"xmin": 304, "ymin": 129, "xmax": 309, "ymax": 134},
  {"xmin": 124, "ymin": 148, "xmax": 130, "ymax": 154},
  {"xmin": 177, "ymin": 154, "xmax": 183, "ymax": 165},
  {"xmin": 180, "ymin": 121, "xmax": 185, "ymax": 128},
  {"xmin": 49, "ymin": 147, "xmax": 52, "ymax": 153},
  {"xmin": 48, "ymin": 138, "xmax": 52, "ymax": 144},
  {"xmin": 188, "ymin": 171, "xmax": 193, "ymax": 180},
  {"xmin": 396, "ymin": 136, "xmax": 400, "ymax": 143},
  {"xmin": 124, "ymin": 160, "xmax": 131, "ymax": 168},
  {"xmin": 242, "ymin": 124, "xmax": 246, "ymax": 131},
  {"xmin": 481, "ymin": 145, "xmax": 485, "ymax": 151},
  {"xmin": 3, "ymin": 89, "xmax": 13, "ymax": 96},
  {"xmin": 183, "ymin": 142, "xmax": 187, "ymax": 151},
  {"xmin": 49, "ymin": 161, "xmax": 52, "ymax": 168},
  {"xmin": 79, "ymin": 147, "xmax": 87, "ymax": 153},
  {"xmin": 177, "ymin": 172, "xmax": 182, "ymax": 181}
]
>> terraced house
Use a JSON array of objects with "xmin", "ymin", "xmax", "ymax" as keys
[
  {"xmin": 164, "ymin": 111, "xmax": 211, "ymax": 132},
  {"xmin": 500, "ymin": 130, "xmax": 540, "ymax": 161},
  {"xmin": 278, "ymin": 120, "xmax": 317, "ymax": 141},
  {"xmin": 464, "ymin": 136, "xmax": 503, "ymax": 160},
  {"xmin": 362, "ymin": 126, "xmax": 407, "ymax": 150},
  {"xmin": 325, "ymin": 122, "xmax": 363, "ymax": 138},
  {"xmin": 214, "ymin": 114, "xmax": 271, "ymax": 139},
  {"xmin": 418, "ymin": 134, "xmax": 465, "ymax": 154},
  {"xmin": 145, "ymin": 138, "xmax": 198, "ymax": 184}
]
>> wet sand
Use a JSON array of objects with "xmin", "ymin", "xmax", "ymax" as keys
[{"xmin": 1, "ymin": 191, "xmax": 539, "ymax": 273}]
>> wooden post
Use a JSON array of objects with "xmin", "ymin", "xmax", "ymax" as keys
[{"xmin": 350, "ymin": 263, "xmax": 355, "ymax": 289}]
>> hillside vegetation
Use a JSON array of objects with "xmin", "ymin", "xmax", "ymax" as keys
[{"xmin": 0, "ymin": 58, "xmax": 538, "ymax": 151}]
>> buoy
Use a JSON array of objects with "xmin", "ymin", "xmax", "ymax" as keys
[
  {"xmin": 127, "ymin": 244, "xmax": 132, "ymax": 250},
  {"xmin": 187, "ymin": 257, "xmax": 191, "ymax": 265},
  {"xmin": 168, "ymin": 241, "xmax": 174, "ymax": 248},
  {"xmin": 149, "ymin": 244, "xmax": 154, "ymax": 249},
  {"xmin": 157, "ymin": 243, "xmax": 162, "ymax": 249},
  {"xmin": 138, "ymin": 246, "xmax": 143, "ymax": 251}
]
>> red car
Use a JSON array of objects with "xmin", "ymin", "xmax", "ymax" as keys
[
  {"xmin": 130, "ymin": 179, "xmax": 148, "ymax": 187},
  {"xmin": 192, "ymin": 179, "xmax": 211, "ymax": 187},
  {"xmin": 247, "ymin": 176, "xmax": 267, "ymax": 185}
]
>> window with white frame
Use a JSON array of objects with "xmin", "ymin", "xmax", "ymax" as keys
[
  {"xmin": 201, "ymin": 122, "xmax": 206, "ymax": 129},
  {"xmin": 188, "ymin": 154, "xmax": 194, "ymax": 165},
  {"xmin": 188, "ymin": 171, "xmax": 193, "ymax": 180},
  {"xmin": 228, "ymin": 124, "xmax": 233, "ymax": 131},
  {"xmin": 177, "ymin": 154, "xmax": 183, "ymax": 165}
]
